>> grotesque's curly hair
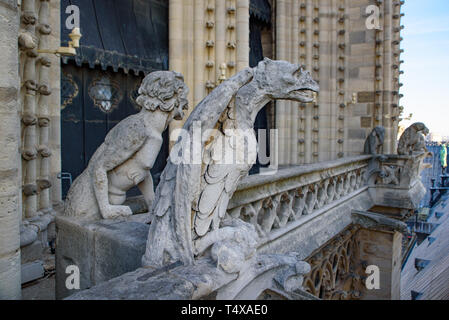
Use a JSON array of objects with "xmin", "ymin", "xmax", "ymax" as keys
[{"xmin": 136, "ymin": 71, "xmax": 188, "ymax": 112}]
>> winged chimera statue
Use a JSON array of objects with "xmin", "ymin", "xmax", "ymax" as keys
[{"xmin": 142, "ymin": 59, "xmax": 319, "ymax": 272}]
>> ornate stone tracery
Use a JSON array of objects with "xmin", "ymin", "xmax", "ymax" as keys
[
  {"xmin": 227, "ymin": 162, "xmax": 368, "ymax": 238},
  {"xmin": 303, "ymin": 225, "xmax": 365, "ymax": 300}
]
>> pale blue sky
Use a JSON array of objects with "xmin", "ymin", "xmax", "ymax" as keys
[{"xmin": 401, "ymin": 0, "xmax": 449, "ymax": 137}]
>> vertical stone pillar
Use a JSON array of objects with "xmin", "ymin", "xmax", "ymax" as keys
[
  {"xmin": 357, "ymin": 229, "xmax": 402, "ymax": 300},
  {"xmin": 236, "ymin": 0, "xmax": 249, "ymax": 72},
  {"xmin": 20, "ymin": 0, "xmax": 39, "ymax": 220},
  {"xmin": 304, "ymin": 0, "xmax": 313, "ymax": 164},
  {"xmin": 310, "ymin": 0, "xmax": 320, "ymax": 163},
  {"xmin": 352, "ymin": 211, "xmax": 406, "ymax": 300},
  {"xmin": 37, "ymin": 0, "xmax": 53, "ymax": 213},
  {"xmin": 0, "ymin": 0, "xmax": 22, "ymax": 300},
  {"xmin": 168, "ymin": 0, "xmax": 185, "ymax": 146},
  {"xmin": 49, "ymin": 0, "xmax": 62, "ymax": 205},
  {"xmin": 194, "ymin": 0, "xmax": 206, "ymax": 108},
  {"xmin": 215, "ymin": 0, "xmax": 226, "ymax": 80},
  {"xmin": 390, "ymin": 0, "xmax": 404, "ymax": 152},
  {"xmin": 291, "ymin": 0, "xmax": 299, "ymax": 165},
  {"xmin": 275, "ymin": 0, "xmax": 287, "ymax": 166},
  {"xmin": 168, "ymin": 0, "xmax": 249, "ymax": 144}
]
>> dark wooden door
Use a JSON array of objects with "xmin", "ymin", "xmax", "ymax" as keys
[{"xmin": 61, "ymin": 62, "xmax": 169, "ymax": 198}]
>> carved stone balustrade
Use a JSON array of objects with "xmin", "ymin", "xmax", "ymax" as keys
[
  {"xmin": 226, "ymin": 156, "xmax": 372, "ymax": 243},
  {"xmin": 60, "ymin": 154, "xmax": 428, "ymax": 300}
]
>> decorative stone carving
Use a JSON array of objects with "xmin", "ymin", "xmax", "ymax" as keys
[
  {"xmin": 303, "ymin": 225, "xmax": 365, "ymax": 300},
  {"xmin": 363, "ymin": 126, "xmax": 385, "ymax": 155},
  {"xmin": 143, "ymin": 59, "xmax": 319, "ymax": 270},
  {"xmin": 397, "ymin": 122, "xmax": 429, "ymax": 155},
  {"xmin": 227, "ymin": 161, "xmax": 367, "ymax": 238},
  {"xmin": 367, "ymin": 152, "xmax": 428, "ymax": 211},
  {"xmin": 63, "ymin": 71, "xmax": 189, "ymax": 221}
]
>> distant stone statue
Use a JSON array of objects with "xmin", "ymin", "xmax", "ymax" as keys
[
  {"xmin": 397, "ymin": 122, "xmax": 429, "ymax": 156},
  {"xmin": 142, "ymin": 59, "xmax": 319, "ymax": 271},
  {"xmin": 64, "ymin": 71, "xmax": 189, "ymax": 221},
  {"xmin": 364, "ymin": 126, "xmax": 385, "ymax": 155}
]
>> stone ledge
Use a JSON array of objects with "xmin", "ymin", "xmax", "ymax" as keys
[{"xmin": 66, "ymin": 259, "xmax": 237, "ymax": 300}]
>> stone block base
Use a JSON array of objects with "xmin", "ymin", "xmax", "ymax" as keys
[
  {"xmin": 55, "ymin": 215, "xmax": 149, "ymax": 299},
  {"xmin": 369, "ymin": 180, "xmax": 426, "ymax": 210}
]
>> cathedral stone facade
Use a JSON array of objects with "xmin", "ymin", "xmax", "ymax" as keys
[{"xmin": 0, "ymin": 0, "xmax": 409, "ymax": 300}]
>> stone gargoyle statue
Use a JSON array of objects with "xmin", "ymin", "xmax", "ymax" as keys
[
  {"xmin": 64, "ymin": 71, "xmax": 189, "ymax": 221},
  {"xmin": 142, "ymin": 58, "xmax": 319, "ymax": 275},
  {"xmin": 397, "ymin": 122, "xmax": 429, "ymax": 156},
  {"xmin": 363, "ymin": 126, "xmax": 385, "ymax": 155}
]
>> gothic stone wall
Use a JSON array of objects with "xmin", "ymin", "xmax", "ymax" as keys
[{"xmin": 0, "ymin": 0, "xmax": 22, "ymax": 300}]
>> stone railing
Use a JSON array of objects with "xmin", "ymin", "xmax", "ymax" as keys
[{"xmin": 226, "ymin": 156, "xmax": 372, "ymax": 240}]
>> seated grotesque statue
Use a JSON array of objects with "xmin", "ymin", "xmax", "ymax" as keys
[
  {"xmin": 363, "ymin": 126, "xmax": 385, "ymax": 155},
  {"xmin": 397, "ymin": 122, "xmax": 429, "ymax": 156},
  {"xmin": 63, "ymin": 71, "xmax": 189, "ymax": 221}
]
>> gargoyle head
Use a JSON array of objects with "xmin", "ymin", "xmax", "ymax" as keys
[
  {"xmin": 136, "ymin": 71, "xmax": 189, "ymax": 121},
  {"xmin": 254, "ymin": 58, "xmax": 319, "ymax": 103},
  {"xmin": 412, "ymin": 122, "xmax": 430, "ymax": 136}
]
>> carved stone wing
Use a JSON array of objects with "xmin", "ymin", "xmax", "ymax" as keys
[
  {"xmin": 143, "ymin": 68, "xmax": 254, "ymax": 268},
  {"xmin": 195, "ymin": 141, "xmax": 247, "ymax": 237}
]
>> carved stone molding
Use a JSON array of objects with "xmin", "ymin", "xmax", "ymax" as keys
[{"xmin": 352, "ymin": 210, "xmax": 408, "ymax": 233}]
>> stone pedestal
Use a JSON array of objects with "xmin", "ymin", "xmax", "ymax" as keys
[
  {"xmin": 368, "ymin": 153, "xmax": 428, "ymax": 210},
  {"xmin": 351, "ymin": 210, "xmax": 408, "ymax": 300},
  {"xmin": 55, "ymin": 215, "xmax": 149, "ymax": 299}
]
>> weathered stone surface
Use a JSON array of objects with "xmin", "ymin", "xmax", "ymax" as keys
[
  {"xmin": 397, "ymin": 122, "xmax": 430, "ymax": 156},
  {"xmin": 66, "ymin": 259, "xmax": 236, "ymax": 300},
  {"xmin": 63, "ymin": 71, "xmax": 189, "ymax": 221},
  {"xmin": 57, "ymin": 155, "xmax": 372, "ymax": 299},
  {"xmin": 361, "ymin": 117, "xmax": 373, "ymax": 128},
  {"xmin": 55, "ymin": 215, "xmax": 149, "ymax": 299},
  {"xmin": 0, "ymin": 0, "xmax": 21, "ymax": 300},
  {"xmin": 357, "ymin": 92, "xmax": 376, "ymax": 103},
  {"xmin": 143, "ymin": 59, "xmax": 319, "ymax": 270},
  {"xmin": 364, "ymin": 126, "xmax": 385, "ymax": 155},
  {"xmin": 367, "ymin": 153, "xmax": 428, "ymax": 210},
  {"xmin": 67, "ymin": 253, "xmax": 312, "ymax": 301}
]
